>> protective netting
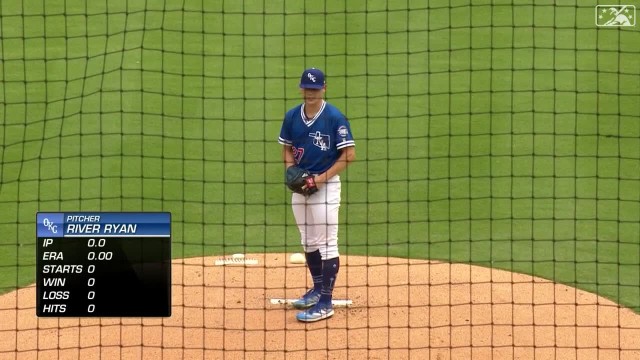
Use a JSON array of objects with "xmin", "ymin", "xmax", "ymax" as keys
[{"xmin": 1, "ymin": 1, "xmax": 639, "ymax": 359}]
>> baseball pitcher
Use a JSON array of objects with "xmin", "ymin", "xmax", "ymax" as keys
[{"xmin": 279, "ymin": 68, "xmax": 356, "ymax": 322}]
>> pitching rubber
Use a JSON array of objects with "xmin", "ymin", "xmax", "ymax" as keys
[{"xmin": 270, "ymin": 298, "xmax": 352, "ymax": 307}]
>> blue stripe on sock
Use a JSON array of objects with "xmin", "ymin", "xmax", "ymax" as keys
[
  {"xmin": 319, "ymin": 293, "xmax": 332, "ymax": 304},
  {"xmin": 312, "ymin": 276, "xmax": 323, "ymax": 291}
]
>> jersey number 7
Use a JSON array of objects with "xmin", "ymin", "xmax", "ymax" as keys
[{"xmin": 292, "ymin": 146, "xmax": 304, "ymax": 164}]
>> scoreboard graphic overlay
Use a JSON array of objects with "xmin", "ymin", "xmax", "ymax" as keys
[{"xmin": 36, "ymin": 212, "xmax": 172, "ymax": 317}]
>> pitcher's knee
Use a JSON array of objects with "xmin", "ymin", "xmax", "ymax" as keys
[
  {"xmin": 302, "ymin": 243, "xmax": 320, "ymax": 253},
  {"xmin": 318, "ymin": 244, "xmax": 339, "ymax": 260}
]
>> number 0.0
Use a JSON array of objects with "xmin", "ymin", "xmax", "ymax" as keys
[
  {"xmin": 88, "ymin": 304, "xmax": 95, "ymax": 313},
  {"xmin": 88, "ymin": 238, "xmax": 106, "ymax": 247},
  {"xmin": 88, "ymin": 278, "xmax": 95, "ymax": 286},
  {"xmin": 88, "ymin": 291, "xmax": 95, "ymax": 300}
]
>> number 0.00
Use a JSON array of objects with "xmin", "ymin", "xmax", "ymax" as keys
[{"xmin": 87, "ymin": 252, "xmax": 113, "ymax": 261}]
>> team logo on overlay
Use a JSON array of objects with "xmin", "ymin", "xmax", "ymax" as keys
[
  {"xmin": 596, "ymin": 5, "xmax": 635, "ymax": 26},
  {"xmin": 309, "ymin": 131, "xmax": 330, "ymax": 151}
]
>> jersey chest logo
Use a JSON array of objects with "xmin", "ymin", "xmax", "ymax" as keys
[{"xmin": 309, "ymin": 131, "xmax": 330, "ymax": 151}]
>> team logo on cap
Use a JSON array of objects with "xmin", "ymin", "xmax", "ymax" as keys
[{"xmin": 307, "ymin": 73, "xmax": 317, "ymax": 82}]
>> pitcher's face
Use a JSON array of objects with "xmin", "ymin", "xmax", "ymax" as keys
[{"xmin": 301, "ymin": 87, "xmax": 325, "ymax": 106}]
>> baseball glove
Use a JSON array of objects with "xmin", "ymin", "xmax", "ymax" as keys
[{"xmin": 285, "ymin": 166, "xmax": 318, "ymax": 196}]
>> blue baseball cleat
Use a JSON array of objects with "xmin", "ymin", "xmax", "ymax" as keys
[
  {"xmin": 296, "ymin": 302, "xmax": 334, "ymax": 322},
  {"xmin": 291, "ymin": 288, "xmax": 321, "ymax": 309}
]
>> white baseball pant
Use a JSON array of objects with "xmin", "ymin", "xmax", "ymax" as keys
[{"xmin": 291, "ymin": 175, "xmax": 341, "ymax": 260}]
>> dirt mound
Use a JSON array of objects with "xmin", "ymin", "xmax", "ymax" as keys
[{"xmin": 1, "ymin": 254, "xmax": 638, "ymax": 359}]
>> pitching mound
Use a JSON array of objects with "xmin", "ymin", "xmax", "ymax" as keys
[{"xmin": 1, "ymin": 253, "xmax": 639, "ymax": 360}]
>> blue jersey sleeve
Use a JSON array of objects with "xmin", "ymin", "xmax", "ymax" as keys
[
  {"xmin": 278, "ymin": 114, "xmax": 292, "ymax": 146},
  {"xmin": 335, "ymin": 115, "xmax": 355, "ymax": 149}
]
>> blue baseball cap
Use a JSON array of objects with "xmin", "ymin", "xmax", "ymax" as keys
[{"xmin": 299, "ymin": 68, "xmax": 325, "ymax": 89}]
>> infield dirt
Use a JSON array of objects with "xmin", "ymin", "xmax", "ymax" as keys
[{"xmin": 1, "ymin": 254, "xmax": 639, "ymax": 359}]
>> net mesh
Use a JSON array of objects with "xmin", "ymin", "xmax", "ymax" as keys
[{"xmin": 1, "ymin": 0, "xmax": 639, "ymax": 358}]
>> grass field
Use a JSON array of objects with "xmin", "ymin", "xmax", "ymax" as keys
[{"xmin": 0, "ymin": 0, "xmax": 639, "ymax": 312}]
